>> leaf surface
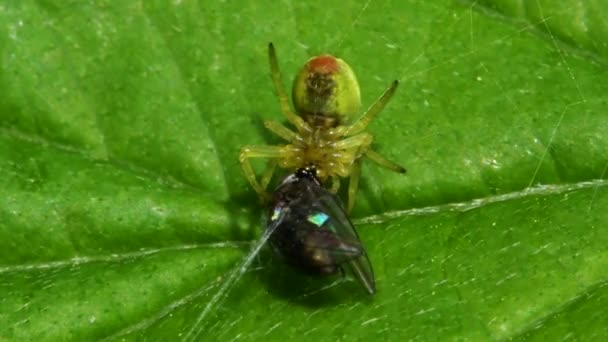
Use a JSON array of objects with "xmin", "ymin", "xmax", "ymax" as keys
[{"xmin": 0, "ymin": 1, "xmax": 607, "ymax": 340}]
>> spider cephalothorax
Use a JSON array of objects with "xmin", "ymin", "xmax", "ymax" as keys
[{"xmin": 240, "ymin": 43, "xmax": 406, "ymax": 212}]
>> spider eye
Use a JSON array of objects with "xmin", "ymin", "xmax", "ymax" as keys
[{"xmin": 292, "ymin": 55, "xmax": 361, "ymax": 126}]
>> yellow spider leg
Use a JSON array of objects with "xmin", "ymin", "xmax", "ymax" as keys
[
  {"xmin": 239, "ymin": 145, "xmax": 285, "ymax": 198},
  {"xmin": 332, "ymin": 132, "xmax": 373, "ymax": 150},
  {"xmin": 332, "ymin": 134, "xmax": 405, "ymax": 174},
  {"xmin": 365, "ymin": 149, "xmax": 407, "ymax": 174},
  {"xmin": 260, "ymin": 159, "xmax": 278, "ymax": 190},
  {"xmin": 264, "ymin": 120, "xmax": 298, "ymax": 141},
  {"xmin": 268, "ymin": 43, "xmax": 310, "ymax": 133},
  {"xmin": 340, "ymin": 80, "xmax": 399, "ymax": 137},
  {"xmin": 347, "ymin": 160, "xmax": 362, "ymax": 214},
  {"xmin": 327, "ymin": 133, "xmax": 373, "ymax": 179},
  {"xmin": 329, "ymin": 176, "xmax": 341, "ymax": 194}
]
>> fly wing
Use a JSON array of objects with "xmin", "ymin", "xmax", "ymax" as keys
[
  {"xmin": 307, "ymin": 185, "xmax": 376, "ymax": 294},
  {"xmin": 345, "ymin": 255, "xmax": 376, "ymax": 295}
]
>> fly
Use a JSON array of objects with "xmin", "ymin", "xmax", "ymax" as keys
[{"xmin": 266, "ymin": 166, "xmax": 375, "ymax": 294}]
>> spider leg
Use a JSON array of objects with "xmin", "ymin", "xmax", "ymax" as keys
[
  {"xmin": 329, "ymin": 176, "xmax": 341, "ymax": 194},
  {"xmin": 334, "ymin": 134, "xmax": 406, "ymax": 174},
  {"xmin": 339, "ymin": 80, "xmax": 399, "ymax": 137},
  {"xmin": 239, "ymin": 145, "xmax": 286, "ymax": 199},
  {"xmin": 332, "ymin": 132, "xmax": 373, "ymax": 150},
  {"xmin": 264, "ymin": 120, "xmax": 298, "ymax": 141},
  {"xmin": 347, "ymin": 160, "xmax": 361, "ymax": 214},
  {"xmin": 268, "ymin": 43, "xmax": 310, "ymax": 133},
  {"xmin": 260, "ymin": 159, "xmax": 278, "ymax": 190},
  {"xmin": 333, "ymin": 134, "xmax": 405, "ymax": 212},
  {"xmin": 365, "ymin": 149, "xmax": 407, "ymax": 174},
  {"xmin": 329, "ymin": 133, "xmax": 373, "ymax": 178}
]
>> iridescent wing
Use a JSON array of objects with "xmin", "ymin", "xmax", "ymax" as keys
[
  {"xmin": 268, "ymin": 170, "xmax": 376, "ymax": 294},
  {"xmin": 307, "ymin": 184, "xmax": 376, "ymax": 294}
]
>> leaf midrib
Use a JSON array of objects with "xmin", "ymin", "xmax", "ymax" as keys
[{"xmin": 3, "ymin": 178, "xmax": 605, "ymax": 274}]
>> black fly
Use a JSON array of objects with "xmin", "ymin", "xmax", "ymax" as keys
[{"xmin": 266, "ymin": 166, "xmax": 376, "ymax": 294}]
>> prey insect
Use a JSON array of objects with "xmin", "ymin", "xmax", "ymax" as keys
[
  {"xmin": 239, "ymin": 43, "xmax": 406, "ymax": 213},
  {"xmin": 267, "ymin": 166, "xmax": 375, "ymax": 294},
  {"xmin": 185, "ymin": 168, "xmax": 374, "ymax": 341}
]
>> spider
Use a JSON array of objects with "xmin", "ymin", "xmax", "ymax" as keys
[{"xmin": 239, "ymin": 43, "xmax": 406, "ymax": 213}]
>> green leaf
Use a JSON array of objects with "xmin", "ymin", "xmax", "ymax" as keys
[{"xmin": 1, "ymin": 0, "xmax": 607, "ymax": 340}]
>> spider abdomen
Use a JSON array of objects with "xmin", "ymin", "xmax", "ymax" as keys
[{"xmin": 292, "ymin": 54, "xmax": 362, "ymax": 127}]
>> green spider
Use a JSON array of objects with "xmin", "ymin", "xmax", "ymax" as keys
[{"xmin": 239, "ymin": 43, "xmax": 406, "ymax": 213}]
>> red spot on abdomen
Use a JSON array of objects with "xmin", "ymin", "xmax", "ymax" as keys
[{"xmin": 307, "ymin": 55, "xmax": 338, "ymax": 74}]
